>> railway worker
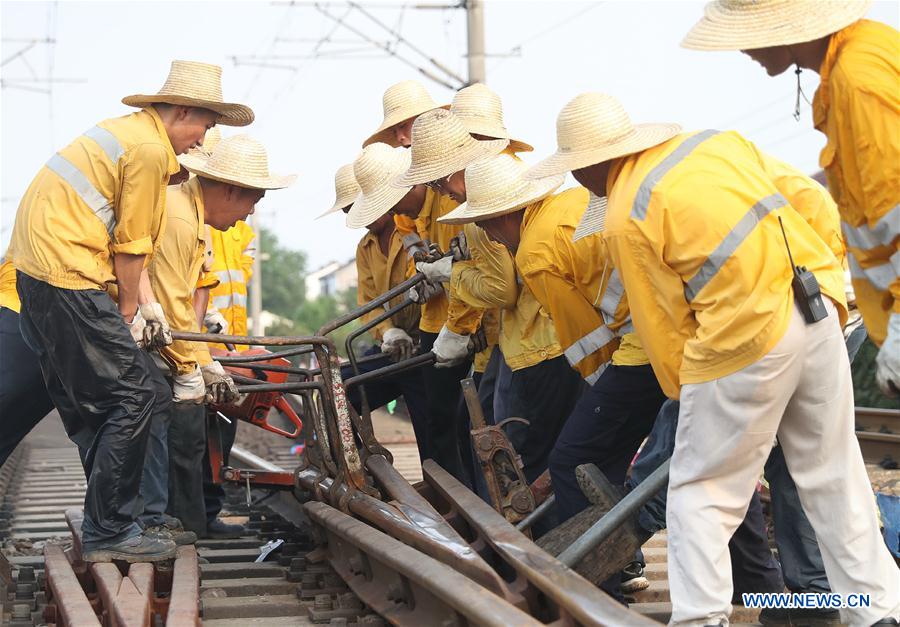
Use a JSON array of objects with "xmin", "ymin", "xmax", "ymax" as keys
[
  {"xmin": 682, "ymin": 1, "xmax": 900, "ymax": 398},
  {"xmin": 339, "ymin": 143, "xmax": 430, "ymax": 458},
  {"xmin": 391, "ymin": 108, "xmax": 508, "ymax": 487},
  {"xmin": 525, "ymin": 91, "xmax": 899, "ymax": 626},
  {"xmin": 7, "ymin": 60, "xmax": 253, "ymax": 563}
]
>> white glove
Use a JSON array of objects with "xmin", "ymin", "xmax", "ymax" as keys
[
  {"xmin": 126, "ymin": 309, "xmax": 147, "ymax": 347},
  {"xmin": 450, "ymin": 232, "xmax": 470, "ymax": 262},
  {"xmin": 202, "ymin": 361, "xmax": 241, "ymax": 405},
  {"xmin": 381, "ymin": 327, "xmax": 414, "ymax": 362},
  {"xmin": 173, "ymin": 366, "xmax": 206, "ymax": 404},
  {"xmin": 432, "ymin": 325, "xmax": 470, "ymax": 369},
  {"xmin": 875, "ymin": 313, "xmax": 900, "ymax": 398},
  {"xmin": 415, "ymin": 256, "xmax": 453, "ymax": 284},
  {"xmin": 402, "ymin": 233, "xmax": 427, "ymax": 258},
  {"xmin": 139, "ymin": 302, "xmax": 173, "ymax": 349},
  {"xmin": 204, "ymin": 308, "xmax": 228, "ymax": 334},
  {"xmin": 408, "ymin": 281, "xmax": 444, "ymax": 304}
]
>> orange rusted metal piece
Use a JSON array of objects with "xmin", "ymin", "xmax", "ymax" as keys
[
  {"xmin": 166, "ymin": 545, "xmax": 201, "ymax": 626},
  {"xmin": 44, "ymin": 543, "xmax": 100, "ymax": 627}
]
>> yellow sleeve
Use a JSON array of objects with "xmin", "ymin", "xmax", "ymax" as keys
[
  {"xmin": 240, "ymin": 224, "xmax": 256, "ymax": 282},
  {"xmin": 760, "ymin": 151, "xmax": 846, "ymax": 266},
  {"xmin": 111, "ymin": 143, "xmax": 169, "ymax": 256},
  {"xmin": 449, "ymin": 226, "xmax": 517, "ymax": 311},
  {"xmin": 356, "ymin": 245, "xmax": 393, "ymax": 342},
  {"xmin": 195, "ymin": 270, "xmax": 219, "ymax": 290}
]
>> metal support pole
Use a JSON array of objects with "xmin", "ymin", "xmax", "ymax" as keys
[
  {"xmin": 466, "ymin": 0, "xmax": 486, "ymax": 85},
  {"xmin": 557, "ymin": 459, "xmax": 670, "ymax": 567}
]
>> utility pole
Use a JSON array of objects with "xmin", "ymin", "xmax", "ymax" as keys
[
  {"xmin": 465, "ymin": 0, "xmax": 486, "ymax": 85},
  {"xmin": 250, "ymin": 216, "xmax": 263, "ymax": 336}
]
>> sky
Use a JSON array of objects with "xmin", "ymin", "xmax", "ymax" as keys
[{"xmin": 2, "ymin": 0, "xmax": 898, "ymax": 272}]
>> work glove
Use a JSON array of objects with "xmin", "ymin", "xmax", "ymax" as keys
[
  {"xmin": 402, "ymin": 233, "xmax": 428, "ymax": 258},
  {"xmin": 415, "ymin": 256, "xmax": 452, "ymax": 284},
  {"xmin": 139, "ymin": 302, "xmax": 173, "ymax": 349},
  {"xmin": 875, "ymin": 313, "xmax": 900, "ymax": 398},
  {"xmin": 173, "ymin": 366, "xmax": 206, "ymax": 404},
  {"xmin": 204, "ymin": 308, "xmax": 228, "ymax": 335},
  {"xmin": 381, "ymin": 327, "xmax": 415, "ymax": 362},
  {"xmin": 126, "ymin": 309, "xmax": 147, "ymax": 347},
  {"xmin": 408, "ymin": 280, "xmax": 444, "ymax": 304},
  {"xmin": 449, "ymin": 232, "xmax": 470, "ymax": 262},
  {"xmin": 202, "ymin": 361, "xmax": 241, "ymax": 405},
  {"xmin": 432, "ymin": 325, "xmax": 471, "ymax": 369}
]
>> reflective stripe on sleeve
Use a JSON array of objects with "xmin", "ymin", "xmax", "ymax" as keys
[
  {"xmin": 243, "ymin": 237, "xmax": 257, "ymax": 259},
  {"xmin": 564, "ymin": 325, "xmax": 616, "ymax": 366},
  {"xmin": 83, "ymin": 126, "xmax": 125, "ymax": 164},
  {"xmin": 45, "ymin": 154, "xmax": 115, "ymax": 234},
  {"xmin": 215, "ymin": 269, "xmax": 245, "ymax": 285},
  {"xmin": 684, "ymin": 193, "xmax": 788, "ymax": 302},
  {"xmin": 849, "ymin": 251, "xmax": 900, "ymax": 292},
  {"xmin": 599, "ymin": 268, "xmax": 625, "ymax": 327},
  {"xmin": 631, "ymin": 130, "xmax": 720, "ymax": 220},
  {"xmin": 212, "ymin": 293, "xmax": 248, "ymax": 309},
  {"xmin": 584, "ymin": 361, "xmax": 609, "ymax": 386},
  {"xmin": 842, "ymin": 204, "xmax": 900, "ymax": 250}
]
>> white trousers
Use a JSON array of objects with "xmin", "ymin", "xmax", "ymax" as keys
[{"xmin": 667, "ymin": 300, "xmax": 900, "ymax": 627}]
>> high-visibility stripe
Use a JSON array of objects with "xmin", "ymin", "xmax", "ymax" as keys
[
  {"xmin": 842, "ymin": 204, "xmax": 900, "ymax": 250},
  {"xmin": 584, "ymin": 361, "xmax": 609, "ymax": 386},
  {"xmin": 618, "ymin": 321, "xmax": 635, "ymax": 336},
  {"xmin": 631, "ymin": 130, "xmax": 720, "ymax": 220},
  {"xmin": 600, "ymin": 268, "xmax": 625, "ymax": 326},
  {"xmin": 685, "ymin": 193, "xmax": 787, "ymax": 302},
  {"xmin": 564, "ymin": 325, "xmax": 616, "ymax": 366},
  {"xmin": 83, "ymin": 126, "xmax": 124, "ymax": 164},
  {"xmin": 849, "ymin": 251, "xmax": 900, "ymax": 292},
  {"xmin": 215, "ymin": 269, "xmax": 245, "ymax": 285},
  {"xmin": 45, "ymin": 154, "xmax": 115, "ymax": 233},
  {"xmin": 242, "ymin": 237, "xmax": 257, "ymax": 259},
  {"xmin": 212, "ymin": 293, "xmax": 247, "ymax": 310}
]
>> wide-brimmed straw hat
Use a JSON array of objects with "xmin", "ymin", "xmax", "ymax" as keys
[
  {"xmin": 317, "ymin": 163, "xmax": 362, "ymax": 219},
  {"xmin": 438, "ymin": 153, "xmax": 564, "ymax": 225},
  {"xmin": 179, "ymin": 127, "xmax": 223, "ymax": 164},
  {"xmin": 363, "ymin": 80, "xmax": 449, "ymax": 148},
  {"xmin": 180, "ymin": 135, "xmax": 296, "ymax": 190},
  {"xmin": 525, "ymin": 93, "xmax": 681, "ymax": 181},
  {"xmin": 122, "ymin": 60, "xmax": 254, "ymax": 127},
  {"xmin": 681, "ymin": 0, "xmax": 871, "ymax": 51},
  {"xmin": 393, "ymin": 109, "xmax": 508, "ymax": 188},
  {"xmin": 347, "ymin": 144, "xmax": 413, "ymax": 229},
  {"xmin": 451, "ymin": 83, "xmax": 533, "ymax": 153},
  {"xmin": 572, "ymin": 193, "xmax": 609, "ymax": 242}
]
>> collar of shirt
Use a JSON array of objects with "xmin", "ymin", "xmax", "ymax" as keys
[
  {"xmin": 186, "ymin": 176, "xmax": 207, "ymax": 244},
  {"xmin": 145, "ymin": 106, "xmax": 181, "ymax": 176}
]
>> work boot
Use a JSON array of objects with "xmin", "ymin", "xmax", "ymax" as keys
[
  {"xmin": 202, "ymin": 519, "xmax": 246, "ymax": 539},
  {"xmin": 83, "ymin": 533, "xmax": 176, "ymax": 563},
  {"xmin": 144, "ymin": 525, "xmax": 197, "ymax": 546},
  {"xmin": 620, "ymin": 561, "xmax": 650, "ymax": 593}
]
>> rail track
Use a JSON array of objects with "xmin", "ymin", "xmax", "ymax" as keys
[{"xmin": 855, "ymin": 406, "xmax": 900, "ymax": 464}]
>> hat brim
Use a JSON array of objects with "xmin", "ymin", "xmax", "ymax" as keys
[
  {"xmin": 180, "ymin": 153, "xmax": 296, "ymax": 190},
  {"xmin": 316, "ymin": 197, "xmax": 355, "ymax": 220},
  {"xmin": 524, "ymin": 123, "xmax": 682, "ymax": 181},
  {"xmin": 122, "ymin": 95, "xmax": 255, "ymax": 127},
  {"xmin": 362, "ymin": 104, "xmax": 451, "ymax": 148},
  {"xmin": 572, "ymin": 193, "xmax": 608, "ymax": 242},
  {"xmin": 346, "ymin": 185, "xmax": 412, "ymax": 229},
  {"xmin": 437, "ymin": 175, "xmax": 565, "ymax": 225},
  {"xmin": 393, "ymin": 137, "xmax": 509, "ymax": 188},
  {"xmin": 681, "ymin": 0, "xmax": 870, "ymax": 50},
  {"xmin": 458, "ymin": 118, "xmax": 534, "ymax": 153}
]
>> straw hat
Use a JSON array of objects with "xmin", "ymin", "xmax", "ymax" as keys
[
  {"xmin": 122, "ymin": 60, "xmax": 254, "ymax": 127},
  {"xmin": 437, "ymin": 153, "xmax": 564, "ymax": 225},
  {"xmin": 572, "ymin": 193, "xmax": 609, "ymax": 242},
  {"xmin": 179, "ymin": 127, "xmax": 223, "ymax": 164},
  {"xmin": 393, "ymin": 109, "xmax": 508, "ymax": 187},
  {"xmin": 347, "ymin": 144, "xmax": 413, "ymax": 229},
  {"xmin": 681, "ymin": 0, "xmax": 871, "ymax": 51},
  {"xmin": 317, "ymin": 163, "xmax": 362, "ymax": 219},
  {"xmin": 363, "ymin": 80, "xmax": 449, "ymax": 148},
  {"xmin": 525, "ymin": 93, "xmax": 681, "ymax": 181},
  {"xmin": 179, "ymin": 135, "xmax": 296, "ymax": 190},
  {"xmin": 451, "ymin": 83, "xmax": 533, "ymax": 153}
]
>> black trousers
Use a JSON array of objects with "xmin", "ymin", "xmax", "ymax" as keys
[
  {"xmin": 505, "ymin": 356, "xmax": 584, "ymax": 483},
  {"xmin": 202, "ymin": 411, "xmax": 238, "ymax": 522},
  {"xmin": 166, "ymin": 402, "xmax": 207, "ymax": 535},
  {"xmin": 418, "ymin": 331, "xmax": 470, "ymax": 486},
  {"xmin": 0, "ymin": 307, "xmax": 54, "ymax": 468},
  {"xmin": 17, "ymin": 272, "xmax": 170, "ymax": 547}
]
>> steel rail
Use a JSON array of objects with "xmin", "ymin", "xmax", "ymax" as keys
[
  {"xmin": 167, "ymin": 546, "xmax": 201, "ymax": 626},
  {"xmin": 43, "ymin": 543, "xmax": 101, "ymax": 627}
]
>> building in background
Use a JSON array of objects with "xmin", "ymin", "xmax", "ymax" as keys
[{"xmin": 305, "ymin": 258, "xmax": 357, "ymax": 301}]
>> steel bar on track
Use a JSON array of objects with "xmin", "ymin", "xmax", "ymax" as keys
[
  {"xmin": 167, "ymin": 546, "xmax": 201, "ymax": 626},
  {"xmin": 43, "ymin": 543, "xmax": 101, "ymax": 627}
]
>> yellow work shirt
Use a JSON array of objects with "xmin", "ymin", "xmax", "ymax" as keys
[
  {"xmin": 813, "ymin": 19, "xmax": 900, "ymax": 346},
  {"xmin": 148, "ymin": 178, "xmax": 215, "ymax": 375},
  {"xmin": 603, "ymin": 130, "xmax": 847, "ymax": 400},
  {"xmin": 0, "ymin": 260, "xmax": 20, "ymax": 313},
  {"xmin": 517, "ymin": 188, "xmax": 647, "ymax": 386},
  {"xmin": 9, "ymin": 107, "xmax": 179, "ymax": 291},
  {"xmin": 356, "ymin": 227, "xmax": 421, "ymax": 342},
  {"xmin": 450, "ymin": 224, "xmax": 562, "ymax": 371},
  {"xmin": 207, "ymin": 220, "xmax": 255, "ymax": 339}
]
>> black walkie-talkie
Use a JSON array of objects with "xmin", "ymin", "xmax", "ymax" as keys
[{"xmin": 778, "ymin": 217, "xmax": 828, "ymax": 324}]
